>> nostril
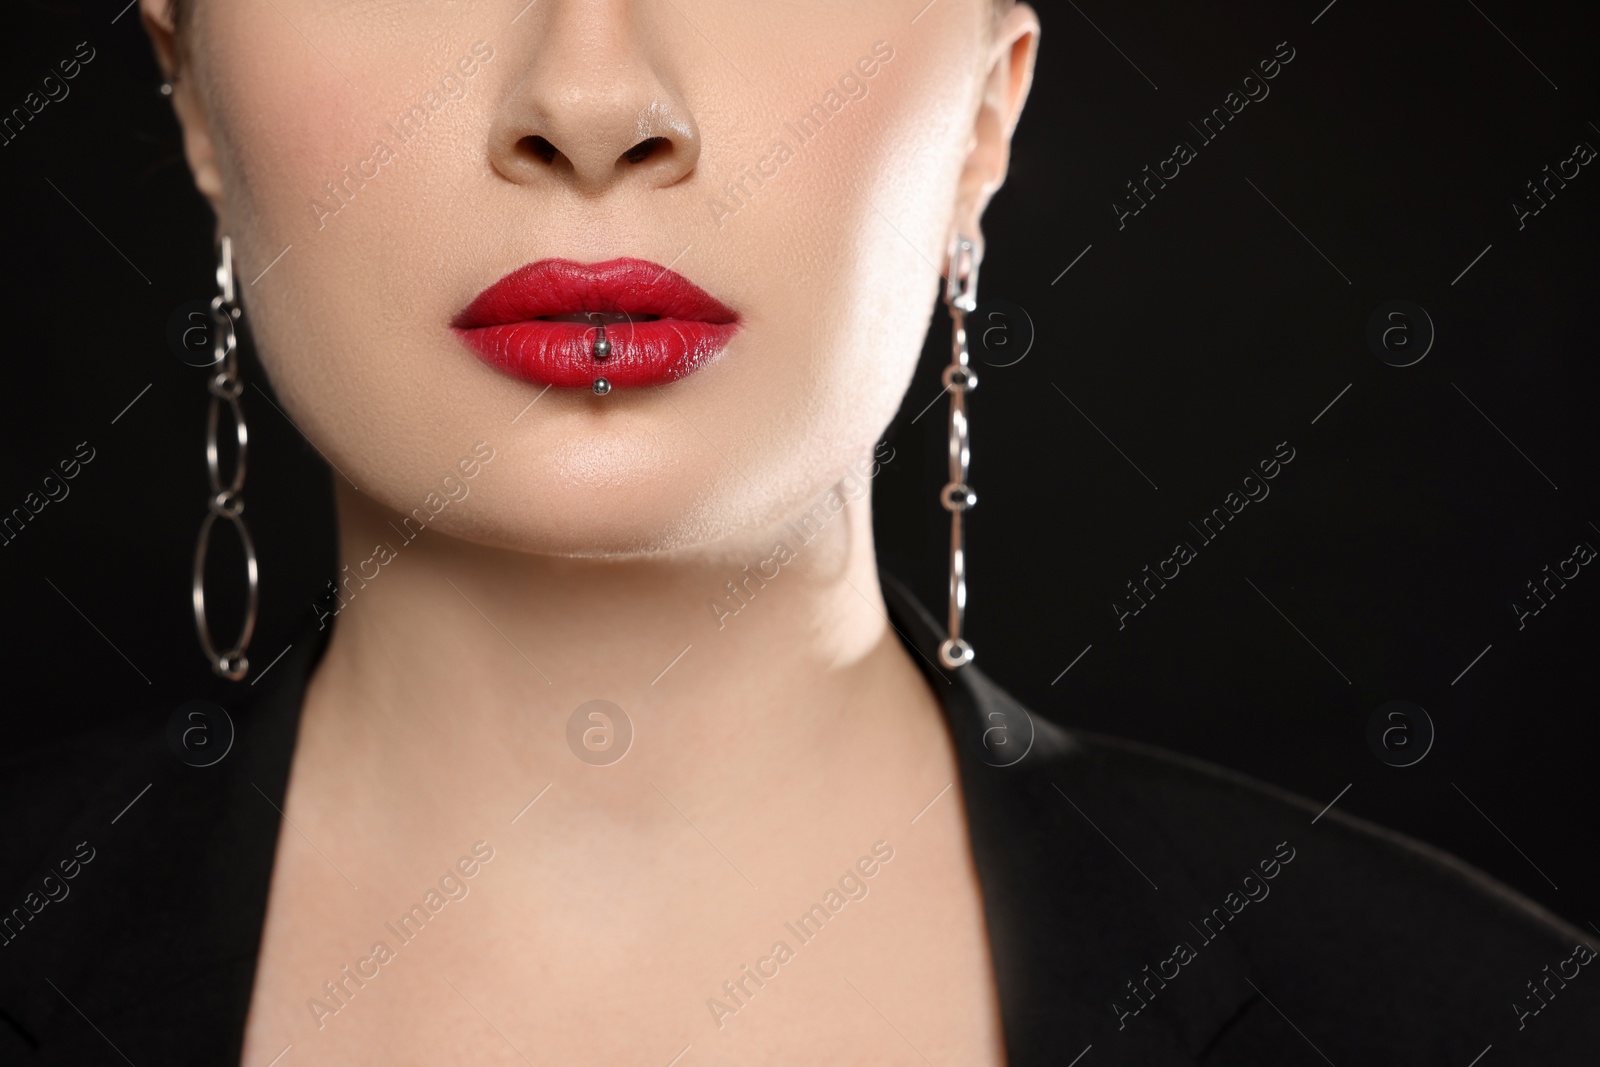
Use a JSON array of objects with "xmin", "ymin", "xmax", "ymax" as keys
[
  {"xmin": 622, "ymin": 137, "xmax": 669, "ymax": 165},
  {"xmin": 523, "ymin": 135, "xmax": 558, "ymax": 165}
]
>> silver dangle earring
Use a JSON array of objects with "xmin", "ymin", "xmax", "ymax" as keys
[
  {"xmin": 938, "ymin": 234, "xmax": 979, "ymax": 669},
  {"xmin": 192, "ymin": 236, "xmax": 260, "ymax": 680}
]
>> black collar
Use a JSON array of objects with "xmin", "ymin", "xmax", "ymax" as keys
[
  {"xmin": 2, "ymin": 575, "xmax": 1260, "ymax": 1064},
  {"xmin": 880, "ymin": 574, "xmax": 1257, "ymax": 1062}
]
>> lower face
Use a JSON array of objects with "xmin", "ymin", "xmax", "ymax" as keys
[{"xmin": 191, "ymin": 0, "xmax": 990, "ymax": 557}]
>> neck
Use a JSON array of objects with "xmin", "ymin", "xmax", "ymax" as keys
[{"xmin": 299, "ymin": 474, "xmax": 941, "ymax": 833}]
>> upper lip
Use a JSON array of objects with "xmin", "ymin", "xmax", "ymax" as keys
[{"xmin": 452, "ymin": 257, "xmax": 739, "ymax": 329}]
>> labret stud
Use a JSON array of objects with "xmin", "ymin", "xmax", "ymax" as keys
[{"xmin": 589, "ymin": 314, "xmax": 612, "ymax": 396}]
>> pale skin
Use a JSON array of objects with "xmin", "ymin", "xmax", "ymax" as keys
[{"xmin": 143, "ymin": 1, "xmax": 1038, "ymax": 1062}]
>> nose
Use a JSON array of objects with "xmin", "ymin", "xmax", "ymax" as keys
[{"xmin": 487, "ymin": 2, "xmax": 700, "ymax": 195}]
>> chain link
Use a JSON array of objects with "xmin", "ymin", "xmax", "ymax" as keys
[
  {"xmin": 192, "ymin": 237, "xmax": 259, "ymax": 680},
  {"xmin": 938, "ymin": 236, "xmax": 979, "ymax": 669}
]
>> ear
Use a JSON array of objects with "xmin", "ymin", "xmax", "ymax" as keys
[
  {"xmin": 140, "ymin": 0, "xmax": 225, "ymax": 214},
  {"xmin": 950, "ymin": 3, "xmax": 1040, "ymax": 262}
]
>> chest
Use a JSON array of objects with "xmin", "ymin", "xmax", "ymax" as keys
[{"xmin": 238, "ymin": 805, "xmax": 1007, "ymax": 1066}]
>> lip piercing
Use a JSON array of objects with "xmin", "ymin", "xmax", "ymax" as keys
[
  {"xmin": 587, "ymin": 313, "xmax": 611, "ymax": 362},
  {"xmin": 587, "ymin": 313, "xmax": 613, "ymax": 396}
]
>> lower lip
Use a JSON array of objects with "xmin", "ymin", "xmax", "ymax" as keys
[{"xmin": 454, "ymin": 319, "xmax": 739, "ymax": 389}]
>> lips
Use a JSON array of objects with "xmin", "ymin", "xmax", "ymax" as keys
[{"xmin": 452, "ymin": 258, "xmax": 740, "ymax": 389}]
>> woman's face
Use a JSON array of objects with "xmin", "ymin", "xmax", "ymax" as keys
[{"xmin": 151, "ymin": 0, "xmax": 1036, "ymax": 557}]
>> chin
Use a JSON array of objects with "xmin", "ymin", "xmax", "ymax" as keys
[{"xmin": 379, "ymin": 438, "xmax": 795, "ymax": 562}]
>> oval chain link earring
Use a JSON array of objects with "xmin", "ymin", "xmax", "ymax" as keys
[
  {"xmin": 191, "ymin": 236, "xmax": 260, "ymax": 680},
  {"xmin": 938, "ymin": 234, "xmax": 979, "ymax": 669}
]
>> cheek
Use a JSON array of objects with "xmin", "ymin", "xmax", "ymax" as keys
[
  {"xmin": 811, "ymin": 42, "xmax": 976, "ymax": 451},
  {"xmin": 205, "ymin": 8, "xmax": 506, "ymax": 488},
  {"xmin": 205, "ymin": 4, "xmax": 375, "ymax": 241},
  {"xmin": 686, "ymin": 14, "xmax": 977, "ymax": 488}
]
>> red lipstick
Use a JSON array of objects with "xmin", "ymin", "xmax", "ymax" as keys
[{"xmin": 452, "ymin": 258, "xmax": 740, "ymax": 390}]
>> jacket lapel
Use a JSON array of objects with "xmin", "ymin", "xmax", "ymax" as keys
[
  {"xmin": 0, "ymin": 636, "xmax": 326, "ymax": 1065},
  {"xmin": 881, "ymin": 574, "xmax": 1260, "ymax": 1065}
]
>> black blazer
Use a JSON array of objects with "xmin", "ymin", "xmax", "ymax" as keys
[{"xmin": 1, "ymin": 574, "xmax": 1594, "ymax": 1064}]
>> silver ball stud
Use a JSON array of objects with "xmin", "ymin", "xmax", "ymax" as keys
[{"xmin": 592, "ymin": 377, "xmax": 612, "ymax": 396}]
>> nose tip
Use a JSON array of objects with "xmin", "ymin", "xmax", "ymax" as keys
[{"xmin": 487, "ymin": 21, "xmax": 700, "ymax": 194}]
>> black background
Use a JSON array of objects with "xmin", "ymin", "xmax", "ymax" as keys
[{"xmin": 2, "ymin": 0, "xmax": 1595, "ymax": 934}]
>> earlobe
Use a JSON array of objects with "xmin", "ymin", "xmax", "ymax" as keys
[
  {"xmin": 140, "ymin": 0, "xmax": 225, "ymax": 212},
  {"xmin": 139, "ymin": 0, "xmax": 180, "ymax": 79},
  {"xmin": 951, "ymin": 3, "xmax": 1041, "ymax": 243},
  {"xmin": 174, "ymin": 87, "xmax": 225, "ymax": 206}
]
